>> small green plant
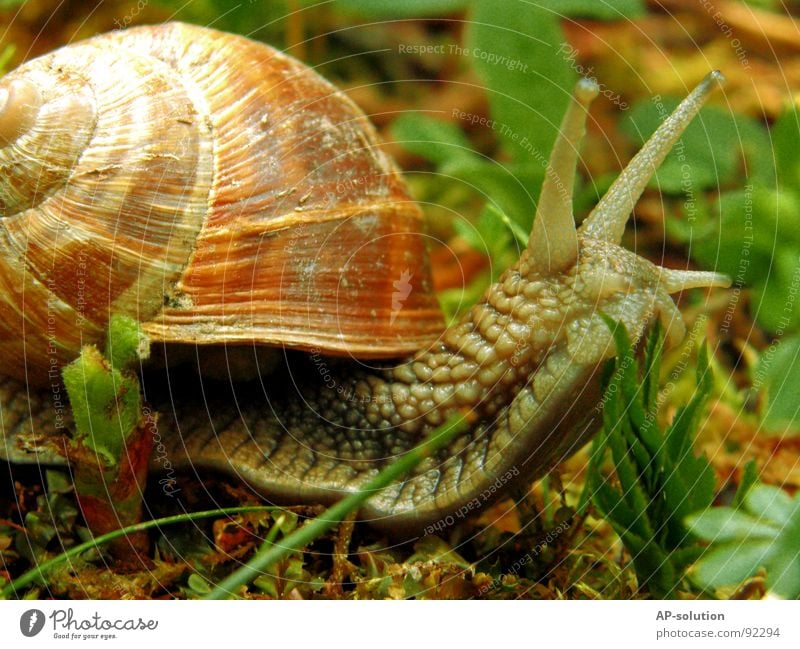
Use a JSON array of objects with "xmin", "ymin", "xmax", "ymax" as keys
[
  {"xmin": 583, "ymin": 319, "xmax": 716, "ymax": 597},
  {"xmin": 687, "ymin": 484, "xmax": 800, "ymax": 598},
  {"xmin": 62, "ymin": 314, "xmax": 149, "ymax": 464},
  {"xmin": 61, "ymin": 315, "xmax": 152, "ymax": 553}
]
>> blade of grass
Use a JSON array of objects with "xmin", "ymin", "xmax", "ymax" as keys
[
  {"xmin": 485, "ymin": 203, "xmax": 529, "ymax": 247},
  {"xmin": 733, "ymin": 460, "xmax": 759, "ymax": 510},
  {"xmin": 576, "ymin": 433, "xmax": 606, "ymax": 516},
  {"xmin": 0, "ymin": 505, "xmax": 281, "ymax": 599},
  {"xmin": 204, "ymin": 413, "xmax": 470, "ymax": 600}
]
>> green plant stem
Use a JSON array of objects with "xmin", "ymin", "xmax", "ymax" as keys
[
  {"xmin": 576, "ymin": 433, "xmax": 606, "ymax": 517},
  {"xmin": 204, "ymin": 413, "xmax": 469, "ymax": 600},
  {"xmin": 0, "ymin": 506, "xmax": 280, "ymax": 599},
  {"xmin": 486, "ymin": 203, "xmax": 529, "ymax": 246}
]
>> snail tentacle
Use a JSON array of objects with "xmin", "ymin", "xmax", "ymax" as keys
[
  {"xmin": 529, "ymin": 78, "xmax": 598, "ymax": 273},
  {"xmin": 580, "ymin": 70, "xmax": 725, "ymax": 244}
]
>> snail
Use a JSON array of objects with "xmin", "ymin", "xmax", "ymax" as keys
[{"xmin": 0, "ymin": 23, "xmax": 730, "ymax": 534}]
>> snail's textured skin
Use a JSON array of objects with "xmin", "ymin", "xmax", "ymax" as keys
[{"xmin": 0, "ymin": 24, "xmax": 730, "ymax": 534}]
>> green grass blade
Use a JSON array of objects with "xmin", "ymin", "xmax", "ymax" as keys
[
  {"xmin": 204, "ymin": 414, "xmax": 469, "ymax": 600},
  {"xmin": 0, "ymin": 506, "xmax": 281, "ymax": 599}
]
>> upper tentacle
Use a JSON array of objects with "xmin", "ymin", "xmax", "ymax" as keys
[
  {"xmin": 529, "ymin": 78, "xmax": 598, "ymax": 272},
  {"xmin": 580, "ymin": 71, "xmax": 725, "ymax": 243}
]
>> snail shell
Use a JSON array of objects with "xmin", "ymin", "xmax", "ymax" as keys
[{"xmin": 0, "ymin": 22, "xmax": 443, "ymax": 386}]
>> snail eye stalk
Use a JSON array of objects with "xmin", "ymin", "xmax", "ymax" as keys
[
  {"xmin": 580, "ymin": 70, "xmax": 725, "ymax": 244},
  {"xmin": 0, "ymin": 78, "xmax": 42, "ymax": 147},
  {"xmin": 529, "ymin": 78, "xmax": 599, "ymax": 274}
]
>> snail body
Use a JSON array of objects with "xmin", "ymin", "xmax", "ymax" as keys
[{"xmin": 0, "ymin": 24, "xmax": 729, "ymax": 533}]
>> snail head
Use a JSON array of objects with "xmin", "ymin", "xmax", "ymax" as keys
[{"xmin": 517, "ymin": 73, "xmax": 730, "ymax": 368}]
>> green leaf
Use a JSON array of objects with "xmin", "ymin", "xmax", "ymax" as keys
[
  {"xmin": 332, "ymin": 0, "xmax": 470, "ymax": 18},
  {"xmin": 391, "ymin": 113, "xmax": 475, "ymax": 166},
  {"xmin": 252, "ymin": 574, "xmax": 279, "ymax": 598},
  {"xmin": 454, "ymin": 203, "xmax": 529, "ymax": 274},
  {"xmin": 665, "ymin": 345, "xmax": 712, "ymax": 461},
  {"xmin": 105, "ymin": 315, "xmax": 149, "ymax": 370},
  {"xmin": 45, "ymin": 470, "xmax": 73, "ymax": 495},
  {"xmin": 274, "ymin": 511, "xmax": 299, "ymax": 536},
  {"xmin": 772, "ymin": 103, "xmax": 800, "ymax": 189},
  {"xmin": 688, "ymin": 188, "xmax": 764, "ymax": 290},
  {"xmin": 753, "ymin": 259, "xmax": 800, "ymax": 333},
  {"xmin": 746, "ymin": 485, "xmax": 798, "ymax": 526},
  {"xmin": 661, "ymin": 456, "xmax": 711, "ymax": 521},
  {"xmin": 642, "ymin": 320, "xmax": 665, "ymax": 414},
  {"xmin": 733, "ymin": 460, "xmax": 759, "ymax": 509},
  {"xmin": 660, "ymin": 348, "xmax": 715, "ymax": 528},
  {"xmin": 187, "ymin": 573, "xmax": 213, "ymax": 595},
  {"xmin": 609, "ymin": 433, "xmax": 653, "ymax": 539},
  {"xmin": 615, "ymin": 527, "xmax": 677, "ymax": 597},
  {"xmin": 601, "ymin": 315, "xmax": 649, "ymax": 434},
  {"xmin": 443, "ymin": 158, "xmax": 540, "ymax": 229},
  {"xmin": 688, "ymin": 184, "xmax": 800, "ymax": 334},
  {"xmin": 757, "ymin": 335, "xmax": 800, "ymax": 433},
  {"xmin": 687, "ymin": 486, "xmax": 800, "ymax": 598},
  {"xmin": 22, "ymin": 512, "xmax": 57, "ymax": 548},
  {"xmin": 578, "ymin": 432, "xmax": 608, "ymax": 516},
  {"xmin": 618, "ymin": 418, "xmax": 653, "ymax": 485},
  {"xmin": 676, "ymin": 454, "xmax": 715, "ymax": 517},
  {"xmin": 592, "ymin": 480, "xmax": 637, "ymax": 532},
  {"xmin": 670, "ymin": 545, "xmax": 705, "ymax": 573},
  {"xmin": 537, "ymin": 0, "xmax": 645, "ymax": 19},
  {"xmin": 691, "ymin": 541, "xmax": 773, "ymax": 590},
  {"xmin": 686, "ymin": 508, "xmax": 779, "ymax": 543},
  {"xmin": 770, "ymin": 547, "xmax": 800, "ymax": 600},
  {"xmin": 409, "ymin": 535, "xmax": 471, "ymax": 568},
  {"xmin": 453, "ymin": 206, "xmax": 511, "ymax": 262},
  {"xmin": 467, "ymin": 0, "xmax": 574, "ymax": 166},
  {"xmin": 62, "ymin": 346, "xmax": 141, "ymax": 465}
]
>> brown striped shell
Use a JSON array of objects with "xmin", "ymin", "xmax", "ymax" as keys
[{"xmin": 0, "ymin": 22, "xmax": 443, "ymax": 386}]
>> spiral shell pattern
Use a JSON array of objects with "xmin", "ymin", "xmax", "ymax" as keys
[{"xmin": 0, "ymin": 22, "xmax": 443, "ymax": 384}]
